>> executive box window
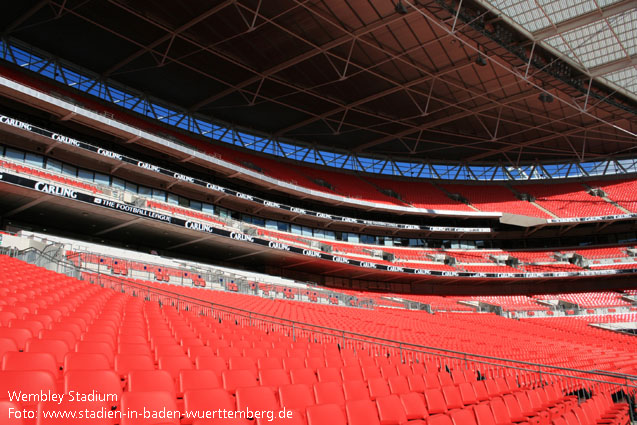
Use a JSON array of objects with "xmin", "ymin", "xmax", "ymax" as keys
[
  {"xmin": 5, "ymin": 147, "xmax": 24, "ymax": 162},
  {"xmin": 25, "ymin": 152, "xmax": 44, "ymax": 168},
  {"xmin": 202, "ymin": 203, "xmax": 214, "ymax": 215},
  {"xmin": 62, "ymin": 163, "xmax": 77, "ymax": 177},
  {"xmin": 94, "ymin": 172, "xmax": 110, "ymax": 186},
  {"xmin": 78, "ymin": 168, "xmax": 94, "ymax": 181},
  {"xmin": 45, "ymin": 158, "xmax": 63, "ymax": 173},
  {"xmin": 111, "ymin": 177, "xmax": 126, "ymax": 191}
]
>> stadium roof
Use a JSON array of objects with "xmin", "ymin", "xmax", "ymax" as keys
[
  {"xmin": 476, "ymin": 0, "xmax": 636, "ymax": 104},
  {"xmin": 0, "ymin": 0, "xmax": 635, "ymax": 170}
]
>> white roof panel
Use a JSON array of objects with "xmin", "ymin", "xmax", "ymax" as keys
[{"xmin": 481, "ymin": 0, "xmax": 636, "ymax": 96}]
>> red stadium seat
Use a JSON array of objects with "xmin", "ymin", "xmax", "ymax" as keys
[
  {"xmin": 259, "ymin": 369, "xmax": 290, "ymax": 388},
  {"xmin": 120, "ymin": 391, "xmax": 179, "ymax": 425},
  {"xmin": 346, "ymin": 399, "xmax": 381, "ymax": 425},
  {"xmin": 449, "ymin": 408, "xmax": 478, "ymax": 425},
  {"xmin": 306, "ymin": 403, "xmax": 347, "ymax": 425},
  {"xmin": 128, "ymin": 370, "xmax": 175, "ymax": 396},
  {"xmin": 235, "ymin": 386, "xmax": 278, "ymax": 413},
  {"xmin": 25, "ymin": 338, "xmax": 69, "ymax": 367},
  {"xmin": 428, "ymin": 414, "xmax": 454, "ymax": 425},
  {"xmin": 2, "ymin": 352, "xmax": 59, "ymax": 377},
  {"xmin": 64, "ymin": 353, "xmax": 111, "ymax": 372},
  {"xmin": 313, "ymin": 381, "xmax": 346, "ymax": 405},
  {"xmin": 400, "ymin": 392, "xmax": 428, "ymax": 421},
  {"xmin": 343, "ymin": 380, "xmax": 369, "ymax": 401},
  {"xmin": 0, "ymin": 370, "xmax": 58, "ymax": 408},
  {"xmin": 289, "ymin": 367, "xmax": 317, "ymax": 385},
  {"xmin": 158, "ymin": 354, "xmax": 193, "ymax": 380},
  {"xmin": 179, "ymin": 369, "xmax": 220, "ymax": 392},
  {"xmin": 115, "ymin": 354, "xmax": 154, "ymax": 378},
  {"xmin": 0, "ymin": 400, "xmax": 25, "ymax": 425},
  {"xmin": 222, "ymin": 370, "xmax": 257, "ymax": 394},
  {"xmin": 425, "ymin": 388, "xmax": 449, "ymax": 415},
  {"xmin": 279, "ymin": 383, "xmax": 316, "ymax": 412}
]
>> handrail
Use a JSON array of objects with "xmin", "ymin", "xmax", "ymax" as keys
[{"xmin": 10, "ymin": 246, "xmax": 637, "ymax": 389}]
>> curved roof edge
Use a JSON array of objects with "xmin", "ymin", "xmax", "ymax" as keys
[{"xmin": 2, "ymin": 37, "xmax": 637, "ymax": 182}]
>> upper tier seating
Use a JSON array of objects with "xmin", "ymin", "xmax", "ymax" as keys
[
  {"xmin": 441, "ymin": 184, "xmax": 551, "ymax": 218},
  {"xmin": 294, "ymin": 167, "xmax": 405, "ymax": 205},
  {"xmin": 589, "ymin": 179, "xmax": 637, "ymax": 213},
  {"xmin": 573, "ymin": 246, "xmax": 629, "ymax": 260},
  {"xmin": 4, "ymin": 65, "xmax": 637, "ymax": 221},
  {"xmin": 365, "ymin": 178, "xmax": 474, "ymax": 211},
  {"xmin": 394, "ymin": 295, "xmax": 475, "ymax": 312},
  {"xmin": 512, "ymin": 183, "xmax": 623, "ymax": 218}
]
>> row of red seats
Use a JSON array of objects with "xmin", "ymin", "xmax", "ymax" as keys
[
  {"xmin": 102, "ymin": 276, "xmax": 637, "ymax": 375},
  {"xmin": 0, "ymin": 159, "xmax": 101, "ymax": 194},
  {"xmin": 512, "ymin": 183, "xmax": 624, "ymax": 218},
  {"xmin": 67, "ymin": 252, "xmax": 206, "ymax": 286},
  {"xmin": 468, "ymin": 296, "xmax": 549, "ymax": 312},
  {"xmin": 146, "ymin": 200, "xmax": 224, "ymax": 226},
  {"xmin": 442, "ymin": 183, "xmax": 552, "ymax": 218},
  {"xmin": 590, "ymin": 179, "xmax": 637, "ymax": 213}
]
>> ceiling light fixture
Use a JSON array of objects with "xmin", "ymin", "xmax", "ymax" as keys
[
  {"xmin": 395, "ymin": 1, "xmax": 408, "ymax": 15},
  {"xmin": 539, "ymin": 92, "xmax": 554, "ymax": 103},
  {"xmin": 475, "ymin": 55, "xmax": 487, "ymax": 67},
  {"xmin": 475, "ymin": 45, "xmax": 487, "ymax": 66}
]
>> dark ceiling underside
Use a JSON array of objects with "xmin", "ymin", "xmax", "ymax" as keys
[{"xmin": 1, "ymin": 0, "xmax": 636, "ymax": 165}]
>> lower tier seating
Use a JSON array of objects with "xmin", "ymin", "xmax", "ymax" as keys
[{"xmin": 0, "ymin": 255, "xmax": 634, "ymax": 425}]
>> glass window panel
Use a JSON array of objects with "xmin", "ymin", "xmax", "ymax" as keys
[
  {"xmin": 166, "ymin": 193, "xmax": 179, "ymax": 205},
  {"xmin": 94, "ymin": 172, "xmax": 110, "ymax": 186},
  {"xmin": 266, "ymin": 219, "xmax": 278, "ymax": 230},
  {"xmin": 46, "ymin": 158, "xmax": 62, "ymax": 173},
  {"xmin": 78, "ymin": 168, "xmax": 94, "ymax": 181},
  {"xmin": 112, "ymin": 177, "xmax": 126, "ymax": 190},
  {"xmin": 202, "ymin": 203, "xmax": 214, "ymax": 214},
  {"xmin": 152, "ymin": 189, "xmax": 165, "ymax": 201},
  {"xmin": 125, "ymin": 181, "xmax": 138, "ymax": 193},
  {"xmin": 5, "ymin": 147, "xmax": 24, "ymax": 162},
  {"xmin": 25, "ymin": 152, "xmax": 44, "ymax": 168},
  {"xmin": 61, "ymin": 163, "xmax": 77, "ymax": 177}
]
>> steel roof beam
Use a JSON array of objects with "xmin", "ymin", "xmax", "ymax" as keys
[
  {"xmin": 292, "ymin": 0, "xmax": 624, "ymax": 152},
  {"xmin": 103, "ymin": 0, "xmax": 461, "ymax": 140},
  {"xmin": 353, "ymin": 90, "xmax": 538, "ymax": 152},
  {"xmin": 589, "ymin": 54, "xmax": 637, "ymax": 77},
  {"xmin": 99, "ymin": 1, "xmax": 430, "ymax": 139},
  {"xmin": 532, "ymin": 0, "xmax": 636, "ymax": 41},
  {"xmin": 189, "ymin": 6, "xmax": 422, "ymax": 109},
  {"xmin": 275, "ymin": 57, "xmax": 477, "ymax": 136},
  {"xmin": 466, "ymin": 121, "xmax": 610, "ymax": 161},
  {"xmin": 3, "ymin": 0, "xmax": 49, "ymax": 34},
  {"xmin": 103, "ymin": 0, "xmax": 234, "ymax": 76}
]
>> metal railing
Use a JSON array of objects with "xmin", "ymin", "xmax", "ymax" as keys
[{"xmin": 8, "ymin": 247, "xmax": 637, "ymax": 409}]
